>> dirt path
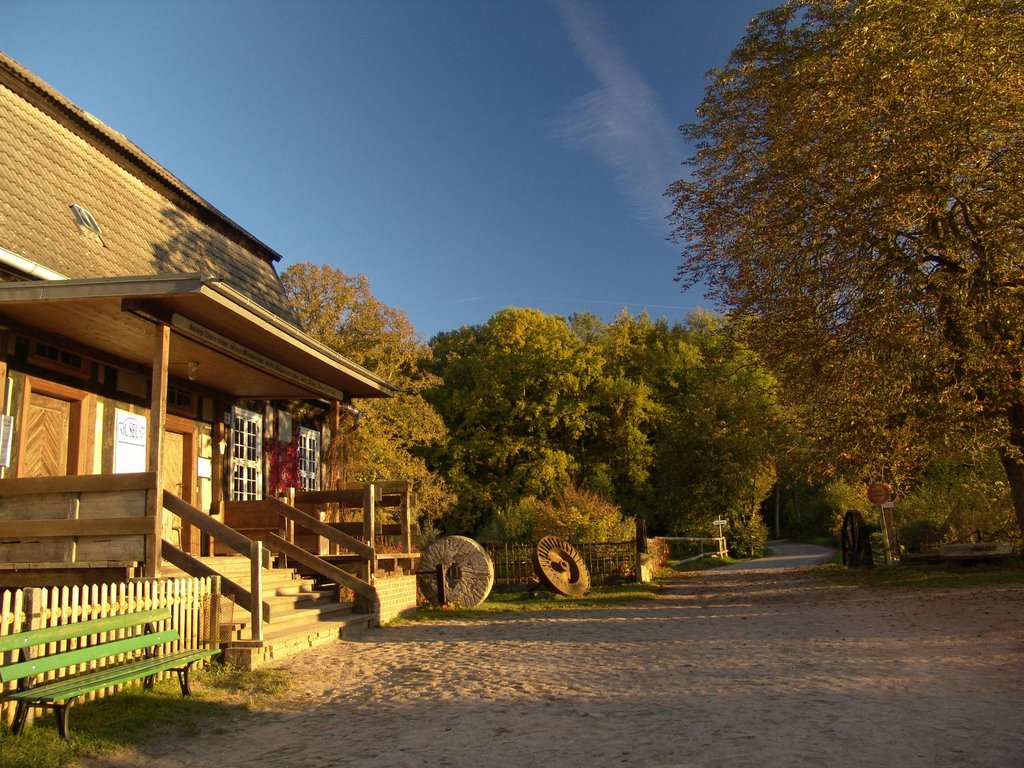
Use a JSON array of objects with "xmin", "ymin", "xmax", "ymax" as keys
[
  {"xmin": 717, "ymin": 540, "xmax": 836, "ymax": 571},
  {"xmin": 81, "ymin": 570, "xmax": 1024, "ymax": 767}
]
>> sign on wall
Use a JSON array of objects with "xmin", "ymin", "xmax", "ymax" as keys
[{"xmin": 114, "ymin": 409, "xmax": 148, "ymax": 473}]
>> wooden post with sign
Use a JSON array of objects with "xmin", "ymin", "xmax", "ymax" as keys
[{"xmin": 866, "ymin": 482, "xmax": 894, "ymax": 565}]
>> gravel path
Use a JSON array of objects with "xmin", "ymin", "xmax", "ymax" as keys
[{"xmin": 80, "ymin": 568, "xmax": 1024, "ymax": 768}]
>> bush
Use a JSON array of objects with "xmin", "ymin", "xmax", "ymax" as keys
[
  {"xmin": 896, "ymin": 453, "xmax": 1019, "ymax": 545},
  {"xmin": 478, "ymin": 485, "xmax": 634, "ymax": 545},
  {"xmin": 728, "ymin": 512, "xmax": 769, "ymax": 558}
]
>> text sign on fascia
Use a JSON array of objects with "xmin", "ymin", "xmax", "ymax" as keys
[{"xmin": 171, "ymin": 314, "xmax": 346, "ymax": 401}]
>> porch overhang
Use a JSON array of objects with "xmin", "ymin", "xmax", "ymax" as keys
[{"xmin": 0, "ymin": 273, "xmax": 395, "ymax": 401}]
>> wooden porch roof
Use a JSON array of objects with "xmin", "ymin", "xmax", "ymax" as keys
[{"xmin": 0, "ymin": 273, "xmax": 395, "ymax": 401}]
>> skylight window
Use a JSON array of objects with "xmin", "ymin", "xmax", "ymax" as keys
[{"xmin": 70, "ymin": 203, "xmax": 101, "ymax": 234}]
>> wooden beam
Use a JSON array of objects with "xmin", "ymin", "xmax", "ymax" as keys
[
  {"xmin": 146, "ymin": 323, "xmax": 170, "ymax": 578},
  {"xmin": 0, "ymin": 472, "xmax": 156, "ymax": 495},
  {"xmin": 0, "ymin": 517, "xmax": 155, "ymax": 538}
]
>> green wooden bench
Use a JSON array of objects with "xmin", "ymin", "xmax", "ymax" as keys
[{"xmin": 0, "ymin": 606, "xmax": 220, "ymax": 739}]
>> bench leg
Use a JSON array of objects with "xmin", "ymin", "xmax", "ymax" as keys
[
  {"xmin": 11, "ymin": 701, "xmax": 30, "ymax": 736},
  {"xmin": 175, "ymin": 664, "xmax": 194, "ymax": 696},
  {"xmin": 143, "ymin": 674, "xmax": 156, "ymax": 691},
  {"xmin": 55, "ymin": 702, "xmax": 72, "ymax": 741}
]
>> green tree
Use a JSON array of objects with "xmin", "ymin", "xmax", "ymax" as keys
[
  {"xmin": 569, "ymin": 312, "xmax": 660, "ymax": 517},
  {"xmin": 426, "ymin": 308, "xmax": 604, "ymax": 532},
  {"xmin": 648, "ymin": 312, "xmax": 780, "ymax": 553},
  {"xmin": 280, "ymin": 262, "xmax": 452, "ymax": 524},
  {"xmin": 668, "ymin": 0, "xmax": 1024, "ymax": 533}
]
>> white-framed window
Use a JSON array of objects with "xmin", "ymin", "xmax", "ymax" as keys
[
  {"xmin": 229, "ymin": 406, "xmax": 262, "ymax": 500},
  {"xmin": 297, "ymin": 426, "xmax": 321, "ymax": 491}
]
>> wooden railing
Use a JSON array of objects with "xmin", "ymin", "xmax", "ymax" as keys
[
  {"xmin": 265, "ymin": 534, "xmax": 376, "ymax": 602},
  {"xmin": 291, "ymin": 482, "xmax": 419, "ymax": 576},
  {"xmin": 162, "ymin": 491, "xmax": 269, "ymax": 641},
  {"xmin": 226, "ymin": 496, "xmax": 378, "ymax": 602}
]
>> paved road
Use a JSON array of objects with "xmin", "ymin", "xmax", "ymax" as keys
[{"xmin": 716, "ymin": 539, "xmax": 835, "ymax": 571}]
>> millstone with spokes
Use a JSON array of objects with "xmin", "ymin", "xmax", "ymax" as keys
[{"xmin": 533, "ymin": 535, "xmax": 590, "ymax": 597}]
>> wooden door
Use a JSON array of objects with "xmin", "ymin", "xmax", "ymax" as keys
[
  {"xmin": 163, "ymin": 415, "xmax": 199, "ymax": 555},
  {"xmin": 161, "ymin": 431, "xmax": 185, "ymax": 546},
  {"xmin": 23, "ymin": 392, "xmax": 71, "ymax": 477}
]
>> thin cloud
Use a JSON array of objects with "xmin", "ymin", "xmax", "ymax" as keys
[{"xmin": 551, "ymin": 0, "xmax": 681, "ymax": 221}]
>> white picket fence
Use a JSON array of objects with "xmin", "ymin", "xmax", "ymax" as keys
[{"xmin": 0, "ymin": 576, "xmax": 219, "ymax": 727}]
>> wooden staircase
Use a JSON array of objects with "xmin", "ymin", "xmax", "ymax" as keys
[{"xmin": 162, "ymin": 556, "xmax": 372, "ymax": 669}]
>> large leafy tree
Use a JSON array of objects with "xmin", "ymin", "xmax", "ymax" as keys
[
  {"xmin": 280, "ymin": 262, "xmax": 452, "ymax": 524},
  {"xmin": 668, "ymin": 0, "xmax": 1024, "ymax": 532},
  {"xmin": 644, "ymin": 312, "xmax": 780, "ymax": 550},
  {"xmin": 569, "ymin": 311, "xmax": 660, "ymax": 518},
  {"xmin": 426, "ymin": 308, "xmax": 604, "ymax": 532}
]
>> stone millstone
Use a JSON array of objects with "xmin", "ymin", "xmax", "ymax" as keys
[
  {"xmin": 416, "ymin": 535, "xmax": 495, "ymax": 607},
  {"xmin": 533, "ymin": 535, "xmax": 590, "ymax": 597}
]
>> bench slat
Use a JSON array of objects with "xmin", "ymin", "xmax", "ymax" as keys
[
  {"xmin": 0, "ymin": 608, "xmax": 172, "ymax": 652},
  {"xmin": 4, "ymin": 648, "xmax": 220, "ymax": 703},
  {"xmin": 0, "ymin": 630, "xmax": 179, "ymax": 684}
]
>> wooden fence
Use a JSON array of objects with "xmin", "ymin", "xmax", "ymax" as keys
[
  {"xmin": 487, "ymin": 540, "xmax": 636, "ymax": 587},
  {"xmin": 0, "ymin": 576, "xmax": 218, "ymax": 727}
]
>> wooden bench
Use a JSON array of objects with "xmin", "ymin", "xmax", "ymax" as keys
[
  {"xmin": 902, "ymin": 542, "xmax": 1015, "ymax": 565},
  {"xmin": 0, "ymin": 607, "xmax": 220, "ymax": 739}
]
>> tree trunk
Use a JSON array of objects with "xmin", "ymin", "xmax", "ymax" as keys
[{"xmin": 999, "ymin": 402, "xmax": 1024, "ymax": 536}]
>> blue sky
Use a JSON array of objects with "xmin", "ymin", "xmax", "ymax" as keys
[{"xmin": 5, "ymin": 0, "xmax": 775, "ymax": 341}]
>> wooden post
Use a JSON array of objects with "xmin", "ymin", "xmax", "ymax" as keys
[
  {"xmin": 249, "ymin": 540, "xmax": 264, "ymax": 642},
  {"xmin": 146, "ymin": 323, "xmax": 170, "ymax": 578},
  {"xmin": 401, "ymin": 484, "xmax": 413, "ymax": 556},
  {"xmin": 66, "ymin": 496, "xmax": 81, "ymax": 564},
  {"xmin": 436, "ymin": 563, "xmax": 447, "ymax": 607},
  {"xmin": 0, "ymin": 333, "xmax": 8, "ymax": 482},
  {"xmin": 208, "ymin": 575, "xmax": 222, "ymax": 648},
  {"xmin": 281, "ymin": 486, "xmax": 294, "ymax": 567},
  {"xmin": 363, "ymin": 482, "xmax": 376, "ymax": 581}
]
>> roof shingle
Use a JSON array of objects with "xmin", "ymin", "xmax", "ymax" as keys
[{"xmin": 0, "ymin": 51, "xmax": 298, "ymax": 324}]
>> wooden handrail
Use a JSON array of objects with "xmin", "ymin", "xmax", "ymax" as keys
[
  {"xmin": 0, "ymin": 472, "xmax": 157, "ymax": 495},
  {"xmin": 293, "ymin": 488, "xmax": 366, "ymax": 507},
  {"xmin": 160, "ymin": 541, "xmax": 270, "ymax": 623},
  {"xmin": 266, "ymin": 534, "xmax": 376, "ymax": 602},
  {"xmin": 293, "ymin": 481, "xmax": 411, "ymax": 507},
  {"xmin": 162, "ymin": 491, "xmax": 271, "ymax": 569},
  {"xmin": 163, "ymin": 491, "xmax": 270, "ymax": 641},
  {"xmin": 264, "ymin": 497, "xmax": 375, "ymax": 560}
]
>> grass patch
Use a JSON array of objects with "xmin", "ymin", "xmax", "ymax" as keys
[
  {"xmin": 818, "ymin": 558, "xmax": 1024, "ymax": 588},
  {"xmin": 0, "ymin": 664, "xmax": 293, "ymax": 768},
  {"xmin": 406, "ymin": 582, "xmax": 661, "ymax": 621}
]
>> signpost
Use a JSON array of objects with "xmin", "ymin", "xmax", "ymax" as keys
[
  {"xmin": 712, "ymin": 518, "xmax": 728, "ymax": 557},
  {"xmin": 866, "ymin": 483, "xmax": 895, "ymax": 564}
]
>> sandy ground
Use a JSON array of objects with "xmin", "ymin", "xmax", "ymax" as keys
[{"xmin": 79, "ymin": 568, "xmax": 1024, "ymax": 768}]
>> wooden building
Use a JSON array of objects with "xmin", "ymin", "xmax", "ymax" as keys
[{"xmin": 0, "ymin": 52, "xmax": 419, "ymax": 662}]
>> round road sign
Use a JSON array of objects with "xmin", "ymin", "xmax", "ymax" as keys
[{"xmin": 866, "ymin": 482, "xmax": 891, "ymax": 505}]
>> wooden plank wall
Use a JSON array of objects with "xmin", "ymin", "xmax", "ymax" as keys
[
  {"xmin": 0, "ymin": 576, "xmax": 217, "ymax": 728},
  {"xmin": 0, "ymin": 489, "xmax": 149, "ymax": 563}
]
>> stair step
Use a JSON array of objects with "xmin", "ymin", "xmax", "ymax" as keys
[
  {"xmin": 264, "ymin": 604, "xmax": 358, "ymax": 634},
  {"xmin": 234, "ymin": 593, "xmax": 345, "ymax": 624}
]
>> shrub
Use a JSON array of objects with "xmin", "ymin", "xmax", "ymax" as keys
[{"xmin": 478, "ymin": 485, "xmax": 634, "ymax": 545}]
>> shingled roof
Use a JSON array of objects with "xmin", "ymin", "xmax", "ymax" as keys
[{"xmin": 0, "ymin": 51, "xmax": 298, "ymax": 324}]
